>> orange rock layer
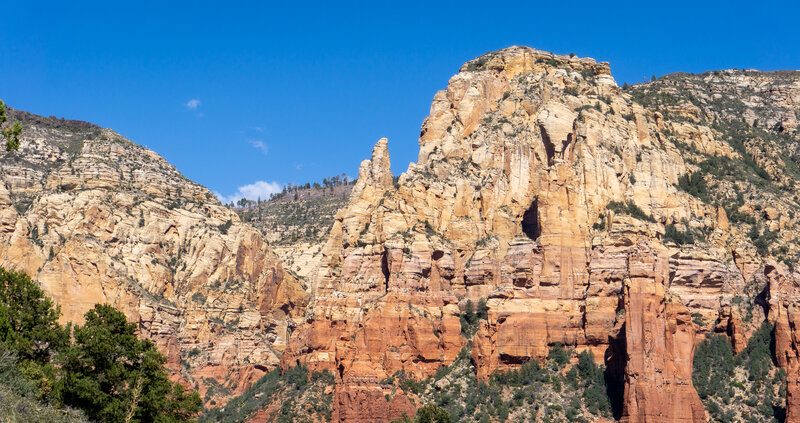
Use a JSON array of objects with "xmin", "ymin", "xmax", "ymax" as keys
[
  {"xmin": 282, "ymin": 47, "xmax": 737, "ymax": 422},
  {"xmin": 619, "ymin": 247, "xmax": 705, "ymax": 422}
]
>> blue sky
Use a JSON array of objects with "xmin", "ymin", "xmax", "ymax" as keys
[{"xmin": 1, "ymin": 0, "xmax": 798, "ymax": 202}]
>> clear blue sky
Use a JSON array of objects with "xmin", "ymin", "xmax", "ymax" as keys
[{"xmin": 2, "ymin": 0, "xmax": 798, "ymax": 202}]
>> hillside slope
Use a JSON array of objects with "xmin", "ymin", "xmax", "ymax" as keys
[
  {"xmin": 0, "ymin": 109, "xmax": 307, "ymax": 407},
  {"xmin": 234, "ymin": 183, "xmax": 353, "ymax": 283}
]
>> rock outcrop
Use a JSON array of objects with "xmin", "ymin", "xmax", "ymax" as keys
[
  {"xmin": 281, "ymin": 47, "xmax": 757, "ymax": 422},
  {"xmin": 331, "ymin": 383, "xmax": 416, "ymax": 423},
  {"xmin": 767, "ymin": 262, "xmax": 800, "ymax": 422},
  {"xmin": 630, "ymin": 69, "xmax": 800, "ymax": 135},
  {"xmin": 619, "ymin": 245, "xmax": 705, "ymax": 422},
  {"xmin": 0, "ymin": 111, "xmax": 307, "ymax": 406}
]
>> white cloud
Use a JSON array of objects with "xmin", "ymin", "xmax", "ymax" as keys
[
  {"xmin": 248, "ymin": 139, "xmax": 269, "ymax": 155},
  {"xmin": 185, "ymin": 99, "xmax": 201, "ymax": 110},
  {"xmin": 214, "ymin": 180, "xmax": 282, "ymax": 204}
]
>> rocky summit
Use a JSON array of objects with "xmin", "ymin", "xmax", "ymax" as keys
[{"xmin": 3, "ymin": 46, "xmax": 800, "ymax": 423}]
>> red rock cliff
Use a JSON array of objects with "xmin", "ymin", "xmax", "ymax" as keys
[
  {"xmin": 282, "ymin": 47, "xmax": 742, "ymax": 422},
  {"xmin": 620, "ymin": 246, "xmax": 705, "ymax": 422}
]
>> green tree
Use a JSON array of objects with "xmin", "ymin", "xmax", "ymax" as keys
[
  {"xmin": 575, "ymin": 351, "xmax": 611, "ymax": 415},
  {"xmin": 463, "ymin": 300, "xmax": 475, "ymax": 323},
  {"xmin": 459, "ymin": 300, "xmax": 476, "ymax": 336},
  {"xmin": 738, "ymin": 320, "xmax": 773, "ymax": 382},
  {"xmin": 476, "ymin": 298, "xmax": 488, "ymax": 320},
  {"xmin": 3, "ymin": 121, "xmax": 22, "ymax": 151},
  {"xmin": 0, "ymin": 267, "xmax": 69, "ymax": 363},
  {"xmin": 0, "ymin": 100, "xmax": 22, "ymax": 152},
  {"xmin": 692, "ymin": 334, "xmax": 735, "ymax": 399},
  {"xmin": 414, "ymin": 404, "xmax": 452, "ymax": 423},
  {"xmin": 58, "ymin": 304, "xmax": 201, "ymax": 423},
  {"xmin": 547, "ymin": 343, "xmax": 569, "ymax": 367},
  {"xmin": 677, "ymin": 172, "xmax": 708, "ymax": 200}
]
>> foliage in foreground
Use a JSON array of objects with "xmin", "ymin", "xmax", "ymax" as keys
[
  {"xmin": 59, "ymin": 304, "xmax": 201, "ymax": 423},
  {"xmin": 0, "ymin": 267, "xmax": 69, "ymax": 364},
  {"xmin": 0, "ymin": 266, "xmax": 201, "ymax": 423},
  {"xmin": 0, "ymin": 355, "xmax": 88, "ymax": 423}
]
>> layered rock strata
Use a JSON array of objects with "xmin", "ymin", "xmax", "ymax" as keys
[
  {"xmin": 0, "ymin": 111, "xmax": 307, "ymax": 405},
  {"xmin": 283, "ymin": 47, "xmax": 753, "ymax": 422},
  {"xmin": 767, "ymin": 262, "xmax": 800, "ymax": 422},
  {"xmin": 619, "ymin": 245, "xmax": 705, "ymax": 422}
]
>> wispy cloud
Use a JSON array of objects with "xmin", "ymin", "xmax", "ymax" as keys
[
  {"xmin": 214, "ymin": 180, "xmax": 282, "ymax": 204},
  {"xmin": 248, "ymin": 139, "xmax": 269, "ymax": 155},
  {"xmin": 185, "ymin": 99, "xmax": 201, "ymax": 110}
]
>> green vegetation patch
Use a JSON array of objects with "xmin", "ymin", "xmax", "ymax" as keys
[
  {"xmin": 0, "ymin": 267, "xmax": 201, "ymax": 423},
  {"xmin": 459, "ymin": 299, "xmax": 487, "ymax": 338},
  {"xmin": 606, "ymin": 200, "xmax": 656, "ymax": 222},
  {"xmin": 400, "ymin": 342, "xmax": 617, "ymax": 423},
  {"xmin": 693, "ymin": 322, "xmax": 786, "ymax": 422},
  {"xmin": 200, "ymin": 365, "xmax": 334, "ymax": 423}
]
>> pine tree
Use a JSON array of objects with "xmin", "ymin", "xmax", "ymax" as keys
[
  {"xmin": 0, "ymin": 100, "xmax": 22, "ymax": 151},
  {"xmin": 58, "ymin": 304, "xmax": 201, "ymax": 422},
  {"xmin": 0, "ymin": 267, "xmax": 69, "ymax": 363}
]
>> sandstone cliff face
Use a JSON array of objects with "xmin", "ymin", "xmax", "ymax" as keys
[
  {"xmin": 619, "ymin": 244, "xmax": 705, "ymax": 423},
  {"xmin": 281, "ymin": 47, "xmax": 760, "ymax": 422},
  {"xmin": 767, "ymin": 262, "xmax": 800, "ymax": 423},
  {"xmin": 0, "ymin": 111, "xmax": 307, "ymax": 406},
  {"xmin": 629, "ymin": 71, "xmax": 800, "ymax": 420},
  {"xmin": 629, "ymin": 72, "xmax": 800, "ymax": 264}
]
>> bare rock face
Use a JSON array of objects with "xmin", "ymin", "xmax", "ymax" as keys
[
  {"xmin": 331, "ymin": 383, "xmax": 416, "ymax": 423},
  {"xmin": 714, "ymin": 304, "xmax": 748, "ymax": 354},
  {"xmin": 620, "ymin": 245, "xmax": 706, "ymax": 423},
  {"xmin": 281, "ymin": 47, "xmax": 748, "ymax": 422},
  {"xmin": 0, "ymin": 112, "xmax": 307, "ymax": 406},
  {"xmin": 766, "ymin": 262, "xmax": 800, "ymax": 422}
]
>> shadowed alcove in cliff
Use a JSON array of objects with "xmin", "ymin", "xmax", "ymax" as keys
[
  {"xmin": 539, "ymin": 124, "xmax": 556, "ymax": 167},
  {"xmin": 605, "ymin": 325, "xmax": 626, "ymax": 420},
  {"xmin": 522, "ymin": 198, "xmax": 541, "ymax": 241},
  {"xmin": 381, "ymin": 249, "xmax": 390, "ymax": 293}
]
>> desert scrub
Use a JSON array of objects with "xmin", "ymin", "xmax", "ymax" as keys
[
  {"xmin": 399, "ymin": 342, "xmax": 616, "ymax": 422},
  {"xmin": 200, "ymin": 365, "xmax": 334, "ymax": 423},
  {"xmin": 693, "ymin": 322, "xmax": 786, "ymax": 422}
]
